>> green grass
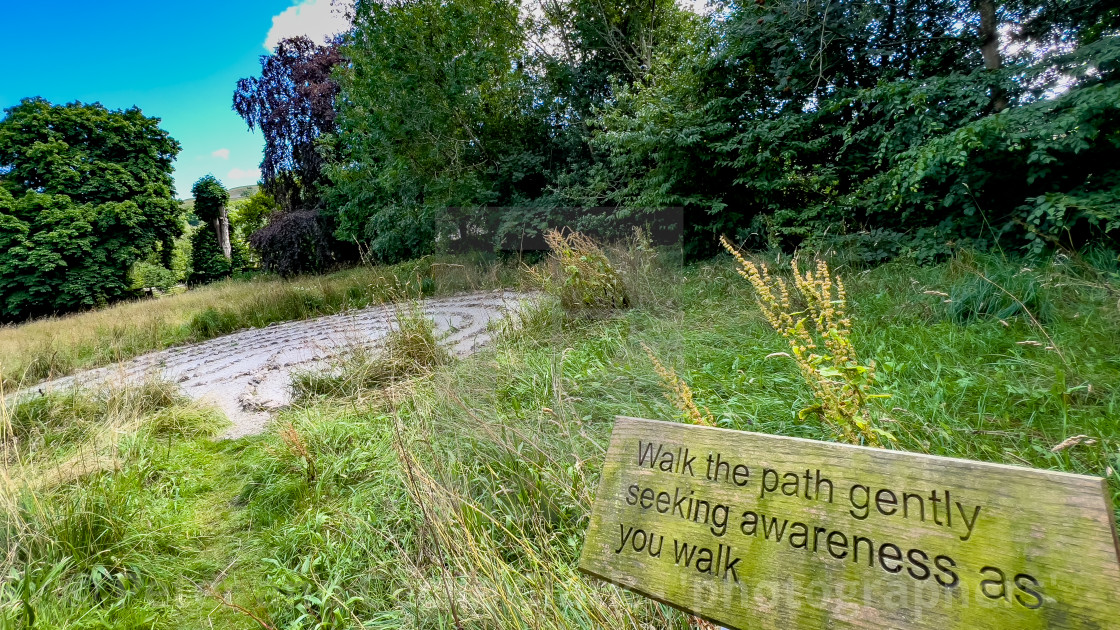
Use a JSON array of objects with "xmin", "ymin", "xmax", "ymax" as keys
[{"xmin": 2, "ymin": 248, "xmax": 1118, "ymax": 628}]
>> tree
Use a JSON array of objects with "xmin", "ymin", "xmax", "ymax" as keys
[
  {"xmin": 191, "ymin": 175, "xmax": 231, "ymax": 260},
  {"xmin": 233, "ymin": 36, "xmax": 342, "ymax": 211},
  {"xmin": 586, "ymin": 0, "xmax": 1120, "ymax": 256},
  {"xmin": 229, "ymin": 189, "xmax": 279, "ymax": 240},
  {"xmin": 249, "ymin": 209, "xmax": 335, "ymax": 277},
  {"xmin": 0, "ymin": 98, "xmax": 182, "ymax": 320},
  {"xmin": 328, "ymin": 0, "xmax": 549, "ymax": 262}
]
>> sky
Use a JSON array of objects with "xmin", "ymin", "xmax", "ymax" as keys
[{"xmin": 0, "ymin": 0, "xmax": 350, "ymax": 198}]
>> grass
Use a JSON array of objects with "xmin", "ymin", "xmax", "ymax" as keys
[
  {"xmin": 0, "ymin": 254, "xmax": 523, "ymax": 392},
  {"xmin": 290, "ymin": 303, "xmax": 450, "ymax": 401},
  {"xmin": 1, "ymin": 245, "xmax": 1118, "ymax": 628}
]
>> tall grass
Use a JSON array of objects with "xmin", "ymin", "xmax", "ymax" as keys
[
  {"xmin": 1, "ymin": 383, "xmax": 230, "ymax": 628},
  {"xmin": 1, "ymin": 244, "xmax": 1117, "ymax": 628},
  {"xmin": 0, "ymin": 255, "xmax": 522, "ymax": 391},
  {"xmin": 291, "ymin": 302, "xmax": 450, "ymax": 401}
]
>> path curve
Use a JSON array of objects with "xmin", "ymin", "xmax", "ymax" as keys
[{"xmin": 32, "ymin": 291, "xmax": 532, "ymax": 438}]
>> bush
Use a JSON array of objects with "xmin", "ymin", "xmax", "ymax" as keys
[
  {"xmin": 249, "ymin": 210, "xmax": 334, "ymax": 277},
  {"xmin": 128, "ymin": 262, "xmax": 177, "ymax": 292},
  {"xmin": 535, "ymin": 229, "xmax": 629, "ymax": 312}
]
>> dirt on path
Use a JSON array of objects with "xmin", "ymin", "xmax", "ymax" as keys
[{"xmin": 31, "ymin": 291, "xmax": 532, "ymax": 438}]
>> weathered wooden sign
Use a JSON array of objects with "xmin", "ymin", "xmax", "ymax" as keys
[{"xmin": 579, "ymin": 417, "xmax": 1120, "ymax": 629}]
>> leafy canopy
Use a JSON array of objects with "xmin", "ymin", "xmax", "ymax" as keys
[
  {"xmin": 0, "ymin": 98, "xmax": 182, "ymax": 320},
  {"xmin": 191, "ymin": 174, "xmax": 229, "ymax": 223},
  {"xmin": 233, "ymin": 36, "xmax": 342, "ymax": 211}
]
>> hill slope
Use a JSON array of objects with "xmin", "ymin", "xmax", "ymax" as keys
[{"xmin": 179, "ymin": 184, "xmax": 259, "ymax": 212}]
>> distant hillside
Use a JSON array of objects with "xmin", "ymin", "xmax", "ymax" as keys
[{"xmin": 179, "ymin": 184, "xmax": 259, "ymax": 212}]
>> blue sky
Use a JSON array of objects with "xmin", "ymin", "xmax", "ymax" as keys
[{"xmin": 0, "ymin": 0, "xmax": 350, "ymax": 198}]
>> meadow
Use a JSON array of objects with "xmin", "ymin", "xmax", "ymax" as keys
[{"xmin": 1, "ymin": 241, "xmax": 1118, "ymax": 628}]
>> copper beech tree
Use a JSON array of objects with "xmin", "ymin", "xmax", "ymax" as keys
[{"xmin": 233, "ymin": 36, "xmax": 342, "ymax": 212}]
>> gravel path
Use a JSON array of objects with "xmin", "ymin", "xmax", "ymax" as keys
[{"xmin": 30, "ymin": 291, "xmax": 531, "ymax": 438}]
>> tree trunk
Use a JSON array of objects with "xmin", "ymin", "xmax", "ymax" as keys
[
  {"xmin": 214, "ymin": 207, "xmax": 232, "ymax": 261},
  {"xmin": 975, "ymin": 0, "xmax": 1007, "ymax": 112}
]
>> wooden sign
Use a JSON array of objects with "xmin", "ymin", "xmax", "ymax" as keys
[{"xmin": 578, "ymin": 417, "xmax": 1120, "ymax": 629}]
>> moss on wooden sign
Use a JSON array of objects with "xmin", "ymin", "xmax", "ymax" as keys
[{"xmin": 579, "ymin": 417, "xmax": 1120, "ymax": 629}]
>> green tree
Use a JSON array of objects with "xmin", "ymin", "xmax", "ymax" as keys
[
  {"xmin": 191, "ymin": 175, "xmax": 231, "ymax": 260},
  {"xmin": 587, "ymin": 0, "xmax": 1120, "ymax": 256},
  {"xmin": 329, "ymin": 0, "xmax": 537, "ymax": 262},
  {"xmin": 229, "ymin": 189, "xmax": 279, "ymax": 240},
  {"xmin": 0, "ymin": 98, "xmax": 182, "ymax": 320}
]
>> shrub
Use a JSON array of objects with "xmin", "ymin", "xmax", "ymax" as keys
[
  {"xmin": 128, "ymin": 262, "xmax": 177, "ymax": 293},
  {"xmin": 249, "ymin": 210, "xmax": 334, "ymax": 277},
  {"xmin": 535, "ymin": 229, "xmax": 628, "ymax": 312}
]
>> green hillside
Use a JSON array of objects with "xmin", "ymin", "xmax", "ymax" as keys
[{"xmin": 179, "ymin": 184, "xmax": 259, "ymax": 212}]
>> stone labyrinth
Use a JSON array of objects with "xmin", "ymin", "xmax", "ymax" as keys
[{"xmin": 34, "ymin": 291, "xmax": 531, "ymax": 438}]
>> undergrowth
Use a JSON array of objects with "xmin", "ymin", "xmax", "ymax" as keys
[{"xmin": 533, "ymin": 229, "xmax": 629, "ymax": 313}]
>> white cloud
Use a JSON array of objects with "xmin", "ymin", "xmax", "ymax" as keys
[
  {"xmin": 264, "ymin": 0, "xmax": 352, "ymax": 51},
  {"xmin": 212, "ymin": 148, "xmax": 230, "ymax": 160},
  {"xmin": 227, "ymin": 167, "xmax": 262, "ymax": 183}
]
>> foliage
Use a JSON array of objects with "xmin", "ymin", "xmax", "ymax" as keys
[
  {"xmin": 534, "ymin": 229, "xmax": 628, "ymax": 312},
  {"xmin": 229, "ymin": 190, "xmax": 279, "ymax": 239},
  {"xmin": 234, "ymin": 37, "xmax": 342, "ymax": 211},
  {"xmin": 189, "ymin": 175, "xmax": 228, "ymax": 223},
  {"xmin": 230, "ymin": 0, "xmax": 1120, "ymax": 261},
  {"xmin": 0, "ymin": 99, "xmax": 182, "ymax": 320},
  {"xmin": 128, "ymin": 262, "xmax": 177, "ymax": 292},
  {"xmin": 722, "ymin": 236, "xmax": 884, "ymax": 445},
  {"xmin": 188, "ymin": 226, "xmax": 230, "ymax": 285},
  {"xmin": 579, "ymin": 2, "xmax": 1120, "ymax": 257},
  {"xmin": 327, "ymin": 0, "xmax": 545, "ymax": 263},
  {"xmin": 248, "ymin": 209, "xmax": 335, "ymax": 277}
]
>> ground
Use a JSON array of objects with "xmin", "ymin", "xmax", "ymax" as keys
[
  {"xmin": 27, "ymin": 290, "xmax": 530, "ymax": 437},
  {"xmin": 2, "ymin": 249, "xmax": 1118, "ymax": 629}
]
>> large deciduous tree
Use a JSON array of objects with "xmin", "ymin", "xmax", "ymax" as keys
[
  {"xmin": 328, "ymin": 0, "xmax": 550, "ymax": 262},
  {"xmin": 234, "ymin": 35, "xmax": 355, "ymax": 276},
  {"xmin": 0, "ymin": 98, "xmax": 182, "ymax": 320},
  {"xmin": 586, "ymin": 0, "xmax": 1120, "ymax": 256},
  {"xmin": 233, "ymin": 36, "xmax": 342, "ymax": 211}
]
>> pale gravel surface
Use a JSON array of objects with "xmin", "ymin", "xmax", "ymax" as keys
[{"xmin": 29, "ymin": 291, "xmax": 532, "ymax": 438}]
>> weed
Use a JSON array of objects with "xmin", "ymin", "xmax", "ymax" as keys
[
  {"xmin": 534, "ymin": 229, "xmax": 629, "ymax": 313},
  {"xmin": 291, "ymin": 302, "xmax": 449, "ymax": 400},
  {"xmin": 608, "ymin": 227, "xmax": 679, "ymax": 309},
  {"xmin": 720, "ymin": 236, "xmax": 885, "ymax": 445},
  {"xmin": 278, "ymin": 422, "xmax": 317, "ymax": 486},
  {"xmin": 643, "ymin": 343, "xmax": 714, "ymax": 427}
]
